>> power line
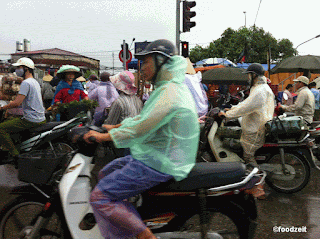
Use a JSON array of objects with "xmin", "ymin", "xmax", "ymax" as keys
[
  {"xmin": 80, "ymin": 50, "xmax": 118, "ymax": 54},
  {"xmin": 254, "ymin": 0, "xmax": 263, "ymax": 26}
]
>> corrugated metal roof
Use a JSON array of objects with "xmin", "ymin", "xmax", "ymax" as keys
[
  {"xmin": 11, "ymin": 48, "xmax": 100, "ymax": 69},
  {"xmin": 12, "ymin": 48, "xmax": 83, "ymax": 57}
]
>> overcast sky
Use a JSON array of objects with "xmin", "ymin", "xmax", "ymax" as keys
[{"xmin": 1, "ymin": 0, "xmax": 320, "ymax": 67}]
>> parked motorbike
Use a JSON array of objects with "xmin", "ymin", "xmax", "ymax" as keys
[
  {"xmin": 0, "ymin": 125, "xmax": 265, "ymax": 239},
  {"xmin": 307, "ymin": 120, "xmax": 320, "ymax": 164},
  {"xmin": 0, "ymin": 100, "xmax": 90, "ymax": 165},
  {"xmin": 198, "ymin": 108, "xmax": 318, "ymax": 194}
]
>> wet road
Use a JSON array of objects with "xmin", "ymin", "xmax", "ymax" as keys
[
  {"xmin": 1, "ymin": 164, "xmax": 320, "ymax": 239},
  {"xmin": 255, "ymin": 167, "xmax": 320, "ymax": 239}
]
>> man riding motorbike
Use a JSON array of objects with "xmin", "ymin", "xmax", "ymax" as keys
[
  {"xmin": 218, "ymin": 63, "xmax": 275, "ymax": 198},
  {"xmin": 279, "ymin": 76, "xmax": 315, "ymax": 125},
  {"xmin": 0, "ymin": 57, "xmax": 46, "ymax": 162},
  {"xmin": 83, "ymin": 39, "xmax": 200, "ymax": 239}
]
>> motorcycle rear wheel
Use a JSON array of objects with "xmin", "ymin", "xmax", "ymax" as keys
[
  {"xmin": 0, "ymin": 196, "xmax": 67, "ymax": 239},
  {"xmin": 265, "ymin": 152, "xmax": 310, "ymax": 193}
]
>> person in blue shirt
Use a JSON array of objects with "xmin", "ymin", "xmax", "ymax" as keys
[
  {"xmin": 309, "ymin": 81, "xmax": 320, "ymax": 110},
  {"xmin": 0, "ymin": 57, "xmax": 45, "ymax": 161}
]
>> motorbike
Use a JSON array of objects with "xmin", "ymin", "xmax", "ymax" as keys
[
  {"xmin": 0, "ymin": 100, "xmax": 91, "ymax": 165},
  {"xmin": 0, "ymin": 125, "xmax": 265, "ymax": 239},
  {"xmin": 307, "ymin": 120, "xmax": 320, "ymax": 164},
  {"xmin": 197, "ymin": 107, "xmax": 318, "ymax": 194}
]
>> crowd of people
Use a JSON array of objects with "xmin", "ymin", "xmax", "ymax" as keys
[{"xmin": 2, "ymin": 39, "xmax": 320, "ymax": 238}]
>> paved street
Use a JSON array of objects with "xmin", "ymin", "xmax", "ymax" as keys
[
  {"xmin": 255, "ymin": 167, "xmax": 320, "ymax": 239},
  {"xmin": 1, "ymin": 162, "xmax": 320, "ymax": 239}
]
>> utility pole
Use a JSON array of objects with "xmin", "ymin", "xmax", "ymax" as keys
[
  {"xmin": 112, "ymin": 52, "xmax": 114, "ymax": 75},
  {"xmin": 243, "ymin": 11, "xmax": 246, "ymax": 27},
  {"xmin": 122, "ymin": 40, "xmax": 126, "ymax": 70},
  {"xmin": 176, "ymin": 0, "xmax": 180, "ymax": 54}
]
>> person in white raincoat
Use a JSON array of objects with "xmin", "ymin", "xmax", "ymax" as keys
[
  {"xmin": 183, "ymin": 58, "xmax": 208, "ymax": 118},
  {"xmin": 219, "ymin": 63, "xmax": 275, "ymax": 167}
]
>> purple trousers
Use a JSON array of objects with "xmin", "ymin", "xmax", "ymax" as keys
[{"xmin": 90, "ymin": 155, "xmax": 173, "ymax": 239}]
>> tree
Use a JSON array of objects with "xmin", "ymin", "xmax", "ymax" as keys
[
  {"xmin": 84, "ymin": 69, "xmax": 98, "ymax": 79},
  {"xmin": 189, "ymin": 26, "xmax": 297, "ymax": 64}
]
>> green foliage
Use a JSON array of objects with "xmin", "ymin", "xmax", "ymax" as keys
[
  {"xmin": 57, "ymin": 99, "xmax": 99, "ymax": 113},
  {"xmin": 83, "ymin": 70, "xmax": 98, "ymax": 79},
  {"xmin": 189, "ymin": 26, "xmax": 297, "ymax": 64}
]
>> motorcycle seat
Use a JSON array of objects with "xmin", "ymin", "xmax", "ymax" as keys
[
  {"xmin": 30, "ymin": 121, "xmax": 66, "ymax": 134},
  {"xmin": 150, "ymin": 162, "xmax": 246, "ymax": 192}
]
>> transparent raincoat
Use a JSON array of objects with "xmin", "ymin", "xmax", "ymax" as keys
[
  {"xmin": 109, "ymin": 56, "xmax": 200, "ymax": 181},
  {"xmin": 184, "ymin": 71, "xmax": 208, "ymax": 117},
  {"xmin": 225, "ymin": 75, "xmax": 275, "ymax": 161}
]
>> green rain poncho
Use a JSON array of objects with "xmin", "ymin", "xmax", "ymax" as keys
[{"xmin": 109, "ymin": 56, "xmax": 200, "ymax": 181}]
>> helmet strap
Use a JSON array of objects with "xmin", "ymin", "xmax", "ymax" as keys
[
  {"xmin": 150, "ymin": 54, "xmax": 169, "ymax": 84},
  {"xmin": 22, "ymin": 66, "xmax": 28, "ymax": 79},
  {"xmin": 253, "ymin": 73, "xmax": 259, "ymax": 82},
  {"xmin": 248, "ymin": 73, "xmax": 258, "ymax": 87}
]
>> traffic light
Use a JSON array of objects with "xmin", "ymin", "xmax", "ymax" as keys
[
  {"xmin": 121, "ymin": 43, "xmax": 129, "ymax": 58},
  {"xmin": 181, "ymin": 41, "xmax": 189, "ymax": 57},
  {"xmin": 183, "ymin": 1, "xmax": 196, "ymax": 32}
]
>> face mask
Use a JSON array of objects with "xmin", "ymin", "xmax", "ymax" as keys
[{"xmin": 15, "ymin": 68, "xmax": 24, "ymax": 77}]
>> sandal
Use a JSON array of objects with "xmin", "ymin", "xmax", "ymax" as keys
[{"xmin": 245, "ymin": 183, "xmax": 266, "ymax": 199}]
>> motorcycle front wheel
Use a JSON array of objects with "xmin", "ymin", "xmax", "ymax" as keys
[
  {"xmin": 265, "ymin": 152, "xmax": 311, "ymax": 194},
  {"xmin": 0, "ymin": 196, "xmax": 67, "ymax": 239}
]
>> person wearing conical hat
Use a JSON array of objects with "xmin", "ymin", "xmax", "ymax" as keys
[{"xmin": 52, "ymin": 65, "xmax": 88, "ymax": 105}]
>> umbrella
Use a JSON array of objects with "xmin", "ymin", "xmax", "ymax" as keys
[
  {"xmin": 196, "ymin": 58, "xmax": 237, "ymax": 67},
  {"xmin": 271, "ymin": 55, "xmax": 320, "ymax": 74},
  {"xmin": 202, "ymin": 67, "xmax": 249, "ymax": 85}
]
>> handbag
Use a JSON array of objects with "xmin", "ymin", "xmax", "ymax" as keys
[{"xmin": 265, "ymin": 116, "xmax": 308, "ymax": 140}]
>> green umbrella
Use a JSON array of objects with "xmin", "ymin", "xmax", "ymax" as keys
[
  {"xmin": 202, "ymin": 67, "xmax": 249, "ymax": 85},
  {"xmin": 271, "ymin": 55, "xmax": 320, "ymax": 74}
]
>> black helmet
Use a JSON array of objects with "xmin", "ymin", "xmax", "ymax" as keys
[
  {"xmin": 244, "ymin": 63, "xmax": 265, "ymax": 76},
  {"xmin": 135, "ymin": 39, "xmax": 177, "ymax": 60}
]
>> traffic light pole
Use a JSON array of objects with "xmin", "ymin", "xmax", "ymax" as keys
[
  {"xmin": 122, "ymin": 40, "xmax": 126, "ymax": 70},
  {"xmin": 176, "ymin": 0, "xmax": 180, "ymax": 54}
]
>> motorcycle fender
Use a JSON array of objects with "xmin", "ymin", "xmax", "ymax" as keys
[
  {"xmin": 208, "ymin": 121, "xmax": 244, "ymax": 163},
  {"xmin": 59, "ymin": 153, "xmax": 103, "ymax": 239},
  {"xmin": 296, "ymin": 148, "xmax": 317, "ymax": 169}
]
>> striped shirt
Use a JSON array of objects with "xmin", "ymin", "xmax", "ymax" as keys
[{"xmin": 104, "ymin": 92, "xmax": 143, "ymax": 125}]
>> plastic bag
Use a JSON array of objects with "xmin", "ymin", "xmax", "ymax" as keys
[{"xmin": 265, "ymin": 115, "xmax": 308, "ymax": 140}]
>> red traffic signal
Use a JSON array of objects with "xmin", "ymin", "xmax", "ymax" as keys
[
  {"xmin": 181, "ymin": 41, "xmax": 189, "ymax": 57},
  {"xmin": 183, "ymin": 1, "xmax": 196, "ymax": 32}
]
